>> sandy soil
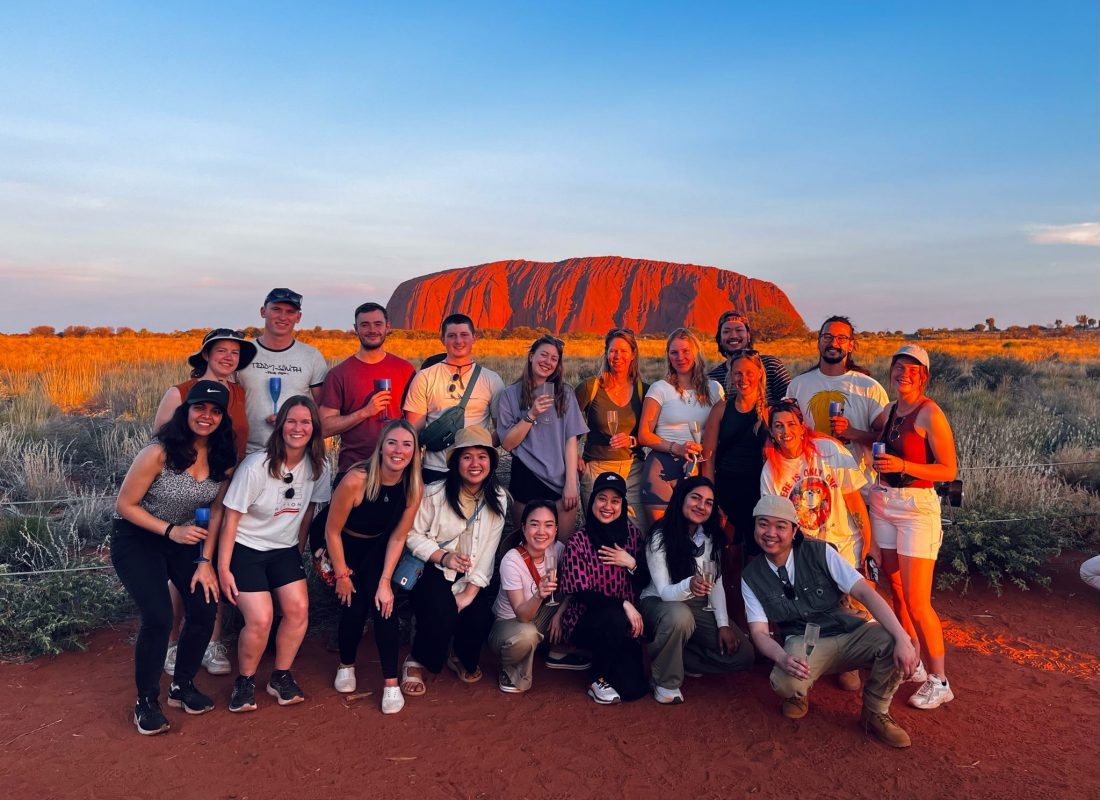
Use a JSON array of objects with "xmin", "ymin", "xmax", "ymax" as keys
[{"xmin": 1, "ymin": 555, "xmax": 1096, "ymax": 800}]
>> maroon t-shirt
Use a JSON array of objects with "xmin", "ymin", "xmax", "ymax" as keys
[{"xmin": 320, "ymin": 352, "xmax": 415, "ymax": 472}]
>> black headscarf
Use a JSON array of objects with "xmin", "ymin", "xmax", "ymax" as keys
[{"xmin": 584, "ymin": 484, "xmax": 630, "ymax": 549}]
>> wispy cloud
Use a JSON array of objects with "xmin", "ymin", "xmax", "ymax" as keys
[{"xmin": 1027, "ymin": 222, "xmax": 1100, "ymax": 246}]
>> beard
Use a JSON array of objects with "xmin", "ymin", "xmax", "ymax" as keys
[
  {"xmin": 359, "ymin": 335, "xmax": 385, "ymax": 351},
  {"xmin": 821, "ymin": 349, "xmax": 846, "ymax": 365}
]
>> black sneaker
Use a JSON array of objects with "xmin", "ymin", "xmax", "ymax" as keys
[
  {"xmin": 266, "ymin": 670, "xmax": 305, "ymax": 706},
  {"xmin": 229, "ymin": 675, "xmax": 257, "ymax": 713},
  {"xmin": 545, "ymin": 652, "xmax": 592, "ymax": 671},
  {"xmin": 167, "ymin": 681, "xmax": 214, "ymax": 715},
  {"xmin": 133, "ymin": 696, "xmax": 170, "ymax": 735}
]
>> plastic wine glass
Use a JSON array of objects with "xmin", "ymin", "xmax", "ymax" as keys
[
  {"xmin": 374, "ymin": 378, "xmax": 392, "ymax": 421},
  {"xmin": 193, "ymin": 507, "xmax": 211, "ymax": 564},
  {"xmin": 268, "ymin": 376, "xmax": 282, "ymax": 418},
  {"xmin": 543, "ymin": 550, "xmax": 559, "ymax": 607},
  {"xmin": 699, "ymin": 560, "xmax": 717, "ymax": 611},
  {"xmin": 536, "ymin": 383, "xmax": 554, "ymax": 425},
  {"xmin": 802, "ymin": 623, "xmax": 821, "ymax": 659},
  {"xmin": 872, "ymin": 442, "xmax": 888, "ymax": 492}
]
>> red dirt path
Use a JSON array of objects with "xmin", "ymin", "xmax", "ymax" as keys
[{"xmin": 2, "ymin": 556, "xmax": 1096, "ymax": 800}]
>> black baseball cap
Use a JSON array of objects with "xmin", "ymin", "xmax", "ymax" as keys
[
  {"xmin": 591, "ymin": 471, "xmax": 627, "ymax": 499},
  {"xmin": 264, "ymin": 287, "xmax": 303, "ymax": 309},
  {"xmin": 185, "ymin": 380, "xmax": 230, "ymax": 412}
]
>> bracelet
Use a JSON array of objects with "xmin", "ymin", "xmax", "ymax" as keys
[
  {"xmin": 164, "ymin": 523, "xmax": 174, "ymax": 538},
  {"xmin": 901, "ymin": 459, "xmax": 907, "ymax": 474},
  {"xmin": 524, "ymin": 415, "xmax": 537, "ymax": 424},
  {"xmin": 334, "ymin": 570, "xmax": 352, "ymax": 581}
]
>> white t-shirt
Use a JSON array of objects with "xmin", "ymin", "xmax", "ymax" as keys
[
  {"xmin": 492, "ymin": 541, "xmax": 566, "ymax": 620},
  {"xmin": 740, "ymin": 545, "xmax": 863, "ymax": 625},
  {"xmin": 223, "ymin": 451, "xmax": 332, "ymax": 551},
  {"xmin": 237, "ymin": 339, "xmax": 330, "ymax": 453},
  {"xmin": 403, "ymin": 361, "xmax": 505, "ymax": 473},
  {"xmin": 785, "ymin": 369, "xmax": 888, "ymax": 488},
  {"xmin": 645, "ymin": 379, "xmax": 724, "ymax": 444},
  {"xmin": 760, "ymin": 438, "xmax": 867, "ymax": 567}
]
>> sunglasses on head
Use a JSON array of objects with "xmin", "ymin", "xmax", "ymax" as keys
[
  {"xmin": 205, "ymin": 328, "xmax": 246, "ymax": 342},
  {"xmin": 729, "ymin": 348, "xmax": 760, "ymax": 358},
  {"xmin": 769, "ymin": 398, "xmax": 801, "ymax": 412}
]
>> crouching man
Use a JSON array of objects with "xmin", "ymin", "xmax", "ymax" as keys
[{"xmin": 741, "ymin": 494, "xmax": 918, "ymax": 748}]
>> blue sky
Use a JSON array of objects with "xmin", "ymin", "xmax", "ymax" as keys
[{"xmin": 1, "ymin": 1, "xmax": 1095, "ymax": 332}]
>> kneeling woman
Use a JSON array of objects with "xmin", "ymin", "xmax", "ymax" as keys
[
  {"xmin": 325, "ymin": 420, "xmax": 422, "ymax": 714},
  {"xmin": 558, "ymin": 472, "xmax": 649, "ymax": 704},
  {"xmin": 218, "ymin": 396, "xmax": 331, "ymax": 712},
  {"xmin": 402, "ymin": 426, "xmax": 508, "ymax": 694},
  {"xmin": 488, "ymin": 500, "xmax": 564, "ymax": 693},
  {"xmin": 641, "ymin": 476, "xmax": 754, "ymax": 705},
  {"xmin": 112, "ymin": 381, "xmax": 236, "ymax": 735}
]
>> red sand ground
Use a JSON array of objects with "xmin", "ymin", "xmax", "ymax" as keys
[{"xmin": 2, "ymin": 555, "xmax": 1096, "ymax": 800}]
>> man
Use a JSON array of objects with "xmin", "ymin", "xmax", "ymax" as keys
[
  {"xmin": 708, "ymin": 310, "xmax": 791, "ymax": 405},
  {"xmin": 404, "ymin": 313, "xmax": 504, "ymax": 484},
  {"xmin": 785, "ymin": 316, "xmax": 888, "ymax": 490},
  {"xmin": 237, "ymin": 288, "xmax": 329, "ymax": 453},
  {"xmin": 319, "ymin": 302, "xmax": 415, "ymax": 477},
  {"xmin": 741, "ymin": 495, "xmax": 918, "ymax": 748}
]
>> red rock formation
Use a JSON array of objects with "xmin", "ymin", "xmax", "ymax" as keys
[{"xmin": 387, "ymin": 256, "xmax": 803, "ymax": 334}]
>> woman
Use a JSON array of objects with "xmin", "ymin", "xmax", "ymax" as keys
[
  {"xmin": 488, "ymin": 500, "xmax": 564, "ymax": 694},
  {"xmin": 702, "ymin": 349, "xmax": 769, "ymax": 556},
  {"xmin": 638, "ymin": 328, "xmax": 724, "ymax": 526},
  {"xmin": 112, "ymin": 380, "xmax": 236, "ymax": 735},
  {"xmin": 324, "ymin": 420, "xmax": 422, "ymax": 714},
  {"xmin": 640, "ymin": 476, "xmax": 754, "ymax": 705},
  {"xmin": 869, "ymin": 345, "xmax": 958, "ymax": 711},
  {"xmin": 556, "ymin": 472, "xmax": 649, "ymax": 705},
  {"xmin": 218, "ymin": 396, "xmax": 331, "ymax": 712},
  {"xmin": 575, "ymin": 328, "xmax": 647, "ymax": 521},
  {"xmin": 401, "ymin": 426, "xmax": 508, "ymax": 695},
  {"xmin": 497, "ymin": 335, "xmax": 587, "ymax": 540},
  {"xmin": 155, "ymin": 328, "xmax": 255, "ymax": 679}
]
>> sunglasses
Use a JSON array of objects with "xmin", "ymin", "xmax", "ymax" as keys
[
  {"xmin": 282, "ymin": 472, "xmax": 295, "ymax": 499},
  {"xmin": 204, "ymin": 328, "xmax": 246, "ymax": 343},
  {"xmin": 729, "ymin": 348, "xmax": 760, "ymax": 358},
  {"xmin": 769, "ymin": 398, "xmax": 801, "ymax": 412}
]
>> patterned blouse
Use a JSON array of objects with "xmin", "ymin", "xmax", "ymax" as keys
[{"xmin": 559, "ymin": 522, "xmax": 645, "ymax": 640}]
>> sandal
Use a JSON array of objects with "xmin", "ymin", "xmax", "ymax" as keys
[
  {"xmin": 401, "ymin": 658, "xmax": 426, "ymax": 697},
  {"xmin": 447, "ymin": 652, "xmax": 483, "ymax": 684}
]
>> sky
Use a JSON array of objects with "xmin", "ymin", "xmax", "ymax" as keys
[{"xmin": 0, "ymin": 1, "xmax": 1095, "ymax": 333}]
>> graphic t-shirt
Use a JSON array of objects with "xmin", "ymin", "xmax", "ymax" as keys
[
  {"xmin": 224, "ymin": 451, "xmax": 332, "ymax": 551},
  {"xmin": 237, "ymin": 339, "xmax": 329, "ymax": 453}
]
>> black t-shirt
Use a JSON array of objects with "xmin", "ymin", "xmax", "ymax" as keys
[{"xmin": 715, "ymin": 402, "xmax": 767, "ymax": 477}]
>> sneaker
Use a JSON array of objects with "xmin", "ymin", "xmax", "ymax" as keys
[
  {"xmin": 163, "ymin": 642, "xmax": 178, "ymax": 676},
  {"xmin": 498, "ymin": 670, "xmax": 523, "ymax": 694},
  {"xmin": 587, "ymin": 678, "xmax": 621, "ymax": 705},
  {"xmin": 229, "ymin": 675, "xmax": 257, "ymax": 713},
  {"xmin": 334, "ymin": 666, "xmax": 356, "ymax": 693},
  {"xmin": 908, "ymin": 676, "xmax": 954, "ymax": 710},
  {"xmin": 862, "ymin": 707, "xmax": 912, "ymax": 748},
  {"xmin": 909, "ymin": 660, "xmax": 928, "ymax": 683},
  {"xmin": 267, "ymin": 670, "xmax": 305, "ymax": 706},
  {"xmin": 837, "ymin": 669, "xmax": 861, "ymax": 692},
  {"xmin": 781, "ymin": 695, "xmax": 809, "ymax": 719},
  {"xmin": 202, "ymin": 641, "xmax": 231, "ymax": 675},
  {"xmin": 653, "ymin": 685, "xmax": 684, "ymax": 705},
  {"xmin": 133, "ymin": 696, "xmax": 170, "ymax": 736},
  {"xmin": 545, "ymin": 652, "xmax": 592, "ymax": 671},
  {"xmin": 381, "ymin": 685, "xmax": 405, "ymax": 715},
  {"xmin": 167, "ymin": 681, "xmax": 214, "ymax": 715}
]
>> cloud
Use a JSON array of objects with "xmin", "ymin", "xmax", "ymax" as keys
[{"xmin": 1027, "ymin": 222, "xmax": 1100, "ymax": 246}]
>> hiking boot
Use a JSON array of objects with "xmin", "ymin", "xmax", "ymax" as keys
[
  {"xmin": 653, "ymin": 685, "xmax": 684, "ymax": 705},
  {"xmin": 498, "ymin": 670, "xmax": 523, "ymax": 694},
  {"xmin": 587, "ymin": 678, "xmax": 621, "ymax": 705},
  {"xmin": 837, "ymin": 669, "xmax": 861, "ymax": 691},
  {"xmin": 163, "ymin": 642, "xmax": 178, "ymax": 676},
  {"xmin": 202, "ymin": 640, "xmax": 231, "ymax": 675},
  {"xmin": 908, "ymin": 676, "xmax": 954, "ymax": 710},
  {"xmin": 133, "ymin": 696, "xmax": 170, "ymax": 736},
  {"xmin": 862, "ymin": 707, "xmax": 912, "ymax": 748},
  {"xmin": 266, "ymin": 670, "xmax": 305, "ymax": 705},
  {"xmin": 167, "ymin": 681, "xmax": 214, "ymax": 715},
  {"xmin": 782, "ymin": 695, "xmax": 809, "ymax": 719},
  {"xmin": 545, "ymin": 652, "xmax": 592, "ymax": 671},
  {"xmin": 229, "ymin": 675, "xmax": 257, "ymax": 713}
]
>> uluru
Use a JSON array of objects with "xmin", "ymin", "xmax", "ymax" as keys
[{"xmin": 387, "ymin": 256, "xmax": 804, "ymax": 334}]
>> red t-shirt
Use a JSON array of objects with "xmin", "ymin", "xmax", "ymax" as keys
[{"xmin": 319, "ymin": 352, "xmax": 415, "ymax": 472}]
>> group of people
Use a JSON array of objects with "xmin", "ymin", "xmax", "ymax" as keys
[{"xmin": 113, "ymin": 287, "xmax": 958, "ymax": 749}]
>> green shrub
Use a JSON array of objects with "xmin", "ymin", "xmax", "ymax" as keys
[
  {"xmin": 937, "ymin": 515, "xmax": 1057, "ymax": 593},
  {"xmin": 970, "ymin": 356, "xmax": 1035, "ymax": 390}
]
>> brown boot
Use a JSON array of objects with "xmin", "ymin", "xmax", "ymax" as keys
[
  {"xmin": 781, "ymin": 695, "xmax": 808, "ymax": 719},
  {"xmin": 837, "ymin": 669, "xmax": 861, "ymax": 691},
  {"xmin": 861, "ymin": 707, "xmax": 911, "ymax": 748}
]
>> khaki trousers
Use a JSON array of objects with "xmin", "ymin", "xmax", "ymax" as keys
[{"xmin": 488, "ymin": 604, "xmax": 556, "ymax": 692}]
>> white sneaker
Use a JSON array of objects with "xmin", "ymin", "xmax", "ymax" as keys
[
  {"xmin": 202, "ymin": 641, "xmax": 231, "ymax": 675},
  {"xmin": 908, "ymin": 676, "xmax": 955, "ymax": 710},
  {"xmin": 587, "ymin": 679, "xmax": 621, "ymax": 705},
  {"xmin": 909, "ymin": 660, "xmax": 928, "ymax": 683},
  {"xmin": 653, "ymin": 685, "xmax": 684, "ymax": 705},
  {"xmin": 163, "ymin": 642, "xmax": 178, "ymax": 676},
  {"xmin": 334, "ymin": 666, "xmax": 356, "ymax": 693},
  {"xmin": 381, "ymin": 686, "xmax": 405, "ymax": 715}
]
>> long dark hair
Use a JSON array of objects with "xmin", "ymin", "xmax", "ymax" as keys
[
  {"xmin": 518, "ymin": 335, "xmax": 567, "ymax": 416},
  {"xmin": 155, "ymin": 402, "xmax": 237, "ymax": 481},
  {"xmin": 265, "ymin": 395, "xmax": 327, "ymax": 480},
  {"xmin": 444, "ymin": 446, "xmax": 507, "ymax": 519},
  {"xmin": 648, "ymin": 476, "xmax": 724, "ymax": 584}
]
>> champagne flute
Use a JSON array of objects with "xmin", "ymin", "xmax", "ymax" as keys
[
  {"xmin": 802, "ymin": 622, "xmax": 821, "ymax": 659},
  {"xmin": 543, "ymin": 550, "xmax": 559, "ymax": 607},
  {"xmin": 699, "ymin": 560, "xmax": 717, "ymax": 611},
  {"xmin": 537, "ymin": 383, "xmax": 554, "ymax": 425},
  {"xmin": 606, "ymin": 408, "xmax": 619, "ymax": 441},
  {"xmin": 193, "ymin": 507, "xmax": 211, "ymax": 564},
  {"xmin": 457, "ymin": 530, "xmax": 474, "ymax": 574},
  {"xmin": 268, "ymin": 376, "xmax": 282, "ymax": 418}
]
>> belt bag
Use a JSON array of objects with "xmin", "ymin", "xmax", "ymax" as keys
[
  {"xmin": 419, "ymin": 365, "xmax": 482, "ymax": 452},
  {"xmin": 393, "ymin": 499, "xmax": 485, "ymax": 591}
]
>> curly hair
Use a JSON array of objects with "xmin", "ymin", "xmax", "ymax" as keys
[{"xmin": 155, "ymin": 403, "xmax": 237, "ymax": 481}]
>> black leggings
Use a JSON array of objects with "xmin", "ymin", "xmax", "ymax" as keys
[
  {"xmin": 111, "ymin": 519, "xmax": 217, "ymax": 698},
  {"xmin": 337, "ymin": 534, "xmax": 400, "ymax": 679},
  {"xmin": 570, "ymin": 603, "xmax": 636, "ymax": 680},
  {"xmin": 410, "ymin": 565, "xmax": 494, "ymax": 674}
]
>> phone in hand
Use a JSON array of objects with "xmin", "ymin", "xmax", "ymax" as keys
[{"xmin": 864, "ymin": 555, "xmax": 880, "ymax": 583}]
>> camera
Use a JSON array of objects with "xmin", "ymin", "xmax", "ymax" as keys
[{"xmin": 935, "ymin": 479, "xmax": 963, "ymax": 507}]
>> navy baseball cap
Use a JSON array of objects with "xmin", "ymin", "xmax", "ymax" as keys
[{"xmin": 264, "ymin": 288, "xmax": 303, "ymax": 309}]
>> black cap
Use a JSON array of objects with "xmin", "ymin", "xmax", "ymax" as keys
[
  {"xmin": 184, "ymin": 380, "xmax": 230, "ymax": 412},
  {"xmin": 591, "ymin": 471, "xmax": 627, "ymax": 499},
  {"xmin": 264, "ymin": 287, "xmax": 303, "ymax": 309}
]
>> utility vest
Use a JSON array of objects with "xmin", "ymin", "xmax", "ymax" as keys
[{"xmin": 742, "ymin": 537, "xmax": 866, "ymax": 640}]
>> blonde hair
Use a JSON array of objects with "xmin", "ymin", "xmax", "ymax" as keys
[
  {"xmin": 727, "ymin": 351, "xmax": 769, "ymax": 432},
  {"xmin": 665, "ymin": 328, "xmax": 713, "ymax": 405},
  {"xmin": 350, "ymin": 419, "xmax": 423, "ymax": 507}
]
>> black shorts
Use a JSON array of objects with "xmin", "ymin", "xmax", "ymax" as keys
[
  {"xmin": 508, "ymin": 455, "xmax": 562, "ymax": 503},
  {"xmin": 229, "ymin": 544, "xmax": 306, "ymax": 592}
]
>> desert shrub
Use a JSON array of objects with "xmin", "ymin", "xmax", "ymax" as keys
[
  {"xmin": 937, "ymin": 516, "xmax": 1057, "ymax": 593},
  {"xmin": 1086, "ymin": 364, "xmax": 1100, "ymax": 380},
  {"xmin": 970, "ymin": 356, "xmax": 1034, "ymax": 390},
  {"xmin": 926, "ymin": 349, "xmax": 967, "ymax": 389},
  {"xmin": 1051, "ymin": 444, "xmax": 1100, "ymax": 491}
]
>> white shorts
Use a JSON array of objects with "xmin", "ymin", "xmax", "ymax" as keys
[{"xmin": 870, "ymin": 486, "xmax": 943, "ymax": 560}]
